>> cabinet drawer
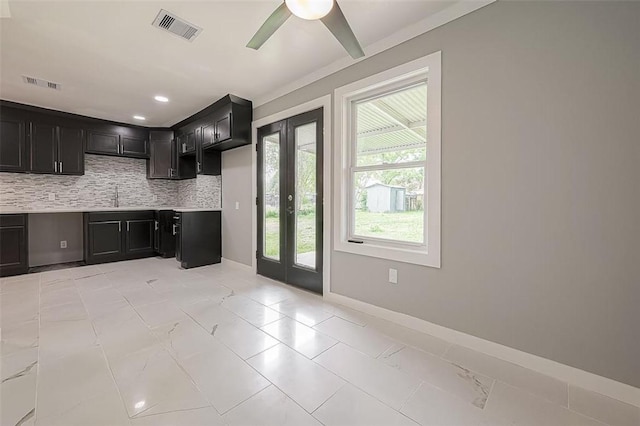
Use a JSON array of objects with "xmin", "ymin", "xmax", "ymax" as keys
[
  {"xmin": 0, "ymin": 214, "xmax": 26, "ymax": 227},
  {"xmin": 87, "ymin": 211, "xmax": 154, "ymax": 222}
]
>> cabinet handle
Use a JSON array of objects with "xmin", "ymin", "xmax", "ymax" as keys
[
  {"xmin": 154, "ymin": 220, "xmax": 159, "ymax": 231},
  {"xmin": 118, "ymin": 222, "xmax": 121, "ymax": 232},
  {"xmin": 172, "ymin": 224, "xmax": 177, "ymax": 235},
  {"xmin": 127, "ymin": 221, "xmax": 130, "ymax": 232},
  {"xmin": 197, "ymin": 161, "xmax": 201, "ymax": 172},
  {"xmin": 60, "ymin": 162, "xmax": 63, "ymax": 173},
  {"xmin": 54, "ymin": 161, "xmax": 57, "ymax": 173}
]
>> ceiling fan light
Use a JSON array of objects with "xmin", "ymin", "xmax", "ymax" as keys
[{"xmin": 285, "ymin": 0, "xmax": 333, "ymax": 20}]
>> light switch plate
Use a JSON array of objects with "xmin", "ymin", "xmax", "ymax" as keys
[
  {"xmin": 235, "ymin": 201, "xmax": 240, "ymax": 210},
  {"xmin": 48, "ymin": 193, "xmax": 55, "ymax": 201}
]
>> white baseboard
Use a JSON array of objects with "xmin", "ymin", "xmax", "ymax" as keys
[
  {"xmin": 221, "ymin": 258, "xmax": 253, "ymax": 272},
  {"xmin": 324, "ymin": 291, "xmax": 640, "ymax": 408}
]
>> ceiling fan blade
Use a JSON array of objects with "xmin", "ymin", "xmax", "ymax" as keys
[
  {"xmin": 320, "ymin": 1, "xmax": 364, "ymax": 59},
  {"xmin": 247, "ymin": 2, "xmax": 292, "ymax": 50}
]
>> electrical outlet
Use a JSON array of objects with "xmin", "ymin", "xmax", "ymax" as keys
[
  {"xmin": 235, "ymin": 201, "xmax": 240, "ymax": 210},
  {"xmin": 60, "ymin": 240, "xmax": 67, "ymax": 249},
  {"xmin": 48, "ymin": 193, "xmax": 55, "ymax": 201},
  {"xmin": 388, "ymin": 268, "xmax": 398, "ymax": 284}
]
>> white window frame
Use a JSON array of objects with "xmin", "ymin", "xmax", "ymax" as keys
[{"xmin": 333, "ymin": 51, "xmax": 441, "ymax": 267}]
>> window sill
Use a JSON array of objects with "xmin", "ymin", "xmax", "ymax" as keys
[{"xmin": 334, "ymin": 239, "xmax": 440, "ymax": 268}]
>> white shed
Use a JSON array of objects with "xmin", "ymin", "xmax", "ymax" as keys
[{"xmin": 365, "ymin": 183, "xmax": 406, "ymax": 213}]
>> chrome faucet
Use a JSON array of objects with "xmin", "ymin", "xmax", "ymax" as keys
[{"xmin": 114, "ymin": 185, "xmax": 119, "ymax": 207}]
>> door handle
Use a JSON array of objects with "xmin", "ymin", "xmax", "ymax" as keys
[
  {"xmin": 54, "ymin": 161, "xmax": 57, "ymax": 173},
  {"xmin": 286, "ymin": 207, "xmax": 295, "ymax": 215},
  {"xmin": 60, "ymin": 162, "xmax": 63, "ymax": 173}
]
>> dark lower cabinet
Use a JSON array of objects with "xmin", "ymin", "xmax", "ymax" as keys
[
  {"xmin": 87, "ymin": 220, "xmax": 124, "ymax": 263},
  {"xmin": 84, "ymin": 211, "xmax": 155, "ymax": 264},
  {"xmin": 175, "ymin": 210, "xmax": 221, "ymax": 269},
  {"xmin": 154, "ymin": 210, "xmax": 176, "ymax": 258},
  {"xmin": 125, "ymin": 219, "xmax": 154, "ymax": 253},
  {"xmin": 0, "ymin": 214, "xmax": 29, "ymax": 277}
]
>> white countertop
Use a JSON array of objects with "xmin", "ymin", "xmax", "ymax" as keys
[{"xmin": 0, "ymin": 206, "xmax": 222, "ymax": 214}]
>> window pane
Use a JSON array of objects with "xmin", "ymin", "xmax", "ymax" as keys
[
  {"xmin": 294, "ymin": 122, "xmax": 317, "ymax": 270},
  {"xmin": 353, "ymin": 167, "xmax": 424, "ymax": 244},
  {"xmin": 355, "ymin": 83, "xmax": 427, "ymax": 167},
  {"xmin": 263, "ymin": 133, "xmax": 280, "ymax": 260}
]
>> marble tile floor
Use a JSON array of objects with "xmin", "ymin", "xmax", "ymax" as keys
[{"xmin": 1, "ymin": 258, "xmax": 638, "ymax": 426}]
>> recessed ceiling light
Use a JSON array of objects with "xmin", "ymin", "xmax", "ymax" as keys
[
  {"xmin": 154, "ymin": 95, "xmax": 169, "ymax": 103},
  {"xmin": 133, "ymin": 115, "xmax": 146, "ymax": 120}
]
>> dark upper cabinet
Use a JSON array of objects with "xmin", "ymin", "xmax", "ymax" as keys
[
  {"xmin": 0, "ymin": 112, "xmax": 28, "ymax": 173},
  {"xmin": 58, "ymin": 126, "xmax": 85, "ymax": 175},
  {"xmin": 86, "ymin": 124, "xmax": 148, "ymax": 159},
  {"xmin": 147, "ymin": 130, "xmax": 173, "ymax": 179},
  {"xmin": 172, "ymin": 95, "xmax": 252, "ymax": 153},
  {"xmin": 0, "ymin": 214, "xmax": 28, "ymax": 277},
  {"xmin": 121, "ymin": 136, "xmax": 148, "ymax": 158},
  {"xmin": 178, "ymin": 131, "xmax": 196, "ymax": 155},
  {"xmin": 30, "ymin": 122, "xmax": 57, "ymax": 173},
  {"xmin": 201, "ymin": 123, "xmax": 215, "ymax": 148},
  {"xmin": 29, "ymin": 120, "xmax": 84, "ymax": 175},
  {"xmin": 87, "ymin": 130, "xmax": 119, "ymax": 155},
  {"xmin": 214, "ymin": 111, "xmax": 231, "ymax": 143}
]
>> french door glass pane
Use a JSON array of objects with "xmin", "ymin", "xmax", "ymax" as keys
[
  {"xmin": 294, "ymin": 123, "xmax": 317, "ymax": 269},
  {"xmin": 352, "ymin": 166, "xmax": 425, "ymax": 244},
  {"xmin": 263, "ymin": 133, "xmax": 280, "ymax": 260}
]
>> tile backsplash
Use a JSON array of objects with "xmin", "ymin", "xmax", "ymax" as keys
[{"xmin": 0, "ymin": 155, "xmax": 221, "ymax": 209}]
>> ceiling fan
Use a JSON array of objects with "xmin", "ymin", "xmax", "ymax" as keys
[{"xmin": 247, "ymin": 0, "xmax": 365, "ymax": 59}]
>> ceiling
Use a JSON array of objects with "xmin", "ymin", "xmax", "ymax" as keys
[{"xmin": 0, "ymin": 0, "xmax": 462, "ymax": 127}]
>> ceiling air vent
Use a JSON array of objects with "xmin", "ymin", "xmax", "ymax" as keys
[
  {"xmin": 22, "ymin": 76, "xmax": 61, "ymax": 90},
  {"xmin": 152, "ymin": 9, "xmax": 202, "ymax": 42}
]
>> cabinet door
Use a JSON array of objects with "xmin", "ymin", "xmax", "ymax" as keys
[
  {"xmin": 87, "ymin": 221, "xmax": 123, "ymax": 262},
  {"xmin": 195, "ymin": 127, "xmax": 202, "ymax": 174},
  {"xmin": 153, "ymin": 218, "xmax": 160, "ymax": 252},
  {"xmin": 58, "ymin": 127, "xmax": 84, "ymax": 175},
  {"xmin": 87, "ymin": 131, "xmax": 120, "ymax": 155},
  {"xmin": 0, "ymin": 117, "xmax": 28, "ymax": 172},
  {"xmin": 121, "ymin": 136, "xmax": 148, "ymax": 158},
  {"xmin": 201, "ymin": 123, "xmax": 215, "ymax": 148},
  {"xmin": 0, "ymin": 225, "xmax": 28, "ymax": 276},
  {"xmin": 30, "ymin": 122, "xmax": 57, "ymax": 173},
  {"xmin": 178, "ymin": 132, "xmax": 196, "ymax": 154},
  {"xmin": 125, "ymin": 219, "xmax": 154, "ymax": 254},
  {"xmin": 215, "ymin": 114, "xmax": 231, "ymax": 143},
  {"xmin": 149, "ymin": 138, "xmax": 172, "ymax": 178}
]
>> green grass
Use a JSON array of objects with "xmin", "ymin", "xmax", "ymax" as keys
[{"xmin": 263, "ymin": 210, "xmax": 423, "ymax": 257}]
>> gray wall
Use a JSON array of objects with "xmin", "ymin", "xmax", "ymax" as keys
[
  {"xmin": 28, "ymin": 213, "xmax": 83, "ymax": 267},
  {"xmin": 253, "ymin": 2, "xmax": 640, "ymax": 387},
  {"xmin": 221, "ymin": 145, "xmax": 253, "ymax": 266}
]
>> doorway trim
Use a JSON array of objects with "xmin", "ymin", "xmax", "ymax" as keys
[{"xmin": 252, "ymin": 95, "xmax": 332, "ymax": 295}]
